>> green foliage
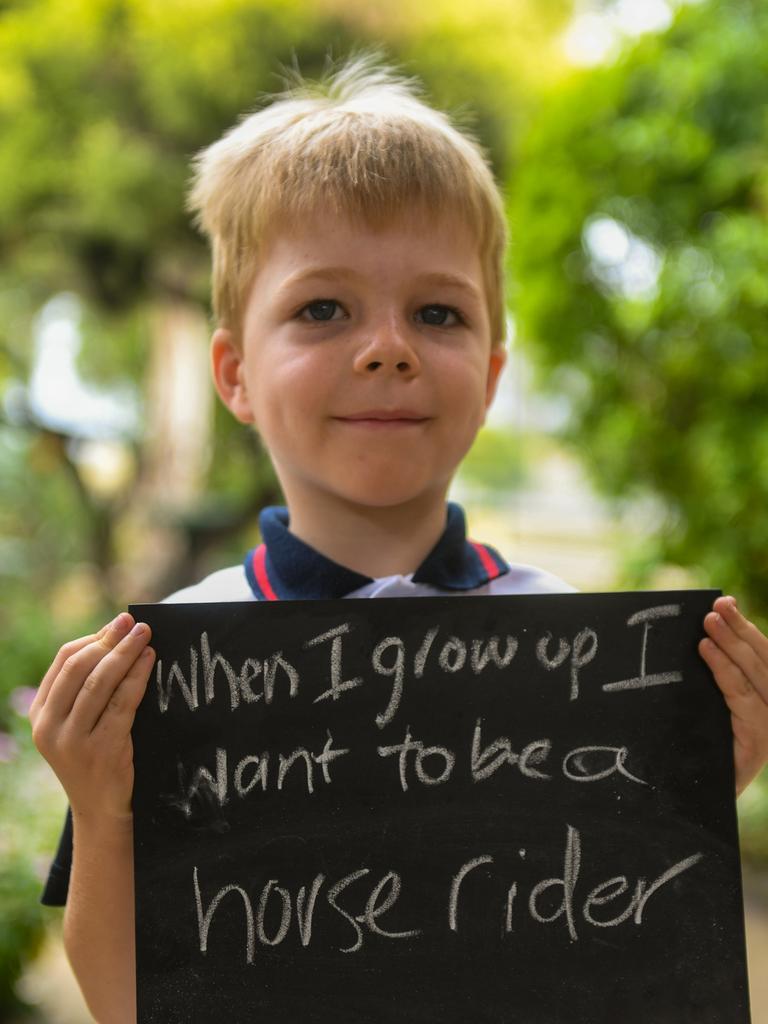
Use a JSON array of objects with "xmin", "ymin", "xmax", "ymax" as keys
[
  {"xmin": 738, "ymin": 770, "xmax": 768, "ymax": 865},
  {"xmin": 509, "ymin": 0, "xmax": 768, "ymax": 620},
  {"xmin": 0, "ymin": 851, "xmax": 46, "ymax": 1018},
  {"xmin": 0, "ymin": 703, "xmax": 74, "ymax": 1018},
  {"xmin": 458, "ymin": 426, "xmax": 531, "ymax": 496},
  {"xmin": 1, "ymin": 430, "xmax": 88, "ymax": 565}
]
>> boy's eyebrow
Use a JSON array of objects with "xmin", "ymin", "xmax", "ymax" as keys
[{"xmin": 277, "ymin": 267, "xmax": 483, "ymax": 302}]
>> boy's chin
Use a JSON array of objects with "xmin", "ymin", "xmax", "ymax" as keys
[
  {"xmin": 277, "ymin": 464, "xmax": 456, "ymax": 515},
  {"xmin": 324, "ymin": 481, "xmax": 452, "ymax": 512}
]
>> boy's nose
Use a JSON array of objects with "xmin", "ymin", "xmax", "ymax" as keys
[{"xmin": 352, "ymin": 318, "xmax": 421, "ymax": 376}]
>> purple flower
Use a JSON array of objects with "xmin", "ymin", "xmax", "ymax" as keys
[{"xmin": 10, "ymin": 686, "xmax": 37, "ymax": 717}]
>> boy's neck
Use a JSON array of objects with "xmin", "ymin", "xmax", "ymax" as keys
[{"xmin": 284, "ymin": 492, "xmax": 451, "ymax": 580}]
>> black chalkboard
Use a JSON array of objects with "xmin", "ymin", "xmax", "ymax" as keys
[{"xmin": 129, "ymin": 591, "xmax": 751, "ymax": 1024}]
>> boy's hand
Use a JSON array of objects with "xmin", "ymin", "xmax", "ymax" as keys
[
  {"xmin": 29, "ymin": 612, "xmax": 156, "ymax": 825},
  {"xmin": 699, "ymin": 595, "xmax": 768, "ymax": 797}
]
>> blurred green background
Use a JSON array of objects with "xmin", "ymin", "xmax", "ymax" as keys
[{"xmin": 1, "ymin": 0, "xmax": 767, "ymax": 1019}]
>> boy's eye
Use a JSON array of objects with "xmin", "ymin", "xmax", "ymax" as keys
[
  {"xmin": 417, "ymin": 304, "xmax": 463, "ymax": 327},
  {"xmin": 296, "ymin": 300, "xmax": 463, "ymax": 326},
  {"xmin": 298, "ymin": 299, "xmax": 344, "ymax": 322}
]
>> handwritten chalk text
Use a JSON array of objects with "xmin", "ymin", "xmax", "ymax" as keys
[{"xmin": 155, "ymin": 604, "xmax": 683, "ymax": 724}]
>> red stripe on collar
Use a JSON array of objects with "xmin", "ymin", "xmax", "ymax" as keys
[
  {"xmin": 469, "ymin": 540, "xmax": 503, "ymax": 582},
  {"xmin": 251, "ymin": 544, "xmax": 279, "ymax": 601}
]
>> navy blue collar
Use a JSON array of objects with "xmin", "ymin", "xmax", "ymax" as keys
[{"xmin": 244, "ymin": 503, "xmax": 510, "ymax": 601}]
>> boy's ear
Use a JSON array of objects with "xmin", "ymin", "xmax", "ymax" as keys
[
  {"xmin": 483, "ymin": 345, "xmax": 507, "ymax": 414},
  {"xmin": 210, "ymin": 327, "xmax": 255, "ymax": 424}
]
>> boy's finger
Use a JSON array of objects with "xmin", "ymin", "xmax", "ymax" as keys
[
  {"xmin": 699, "ymin": 637, "xmax": 755, "ymax": 704},
  {"xmin": 31, "ymin": 634, "xmax": 96, "ymax": 714},
  {"xmin": 90, "ymin": 646, "xmax": 156, "ymax": 743},
  {"xmin": 42, "ymin": 614, "xmax": 136, "ymax": 722},
  {"xmin": 31, "ymin": 623, "xmax": 115, "ymax": 715},
  {"xmin": 703, "ymin": 611, "xmax": 768, "ymax": 703},
  {"xmin": 66, "ymin": 623, "xmax": 152, "ymax": 734},
  {"xmin": 714, "ymin": 596, "xmax": 768, "ymax": 668},
  {"xmin": 699, "ymin": 637, "xmax": 768, "ymax": 795}
]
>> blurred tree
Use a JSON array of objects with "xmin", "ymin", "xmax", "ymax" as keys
[{"xmin": 509, "ymin": 0, "xmax": 768, "ymax": 620}]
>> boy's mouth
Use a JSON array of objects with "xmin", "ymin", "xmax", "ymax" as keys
[
  {"xmin": 334, "ymin": 410, "xmax": 431, "ymax": 427},
  {"xmin": 337, "ymin": 409, "xmax": 429, "ymax": 420}
]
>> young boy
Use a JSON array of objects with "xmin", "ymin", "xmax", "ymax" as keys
[{"xmin": 30, "ymin": 54, "xmax": 768, "ymax": 1023}]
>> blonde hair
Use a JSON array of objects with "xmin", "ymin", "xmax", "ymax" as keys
[{"xmin": 186, "ymin": 51, "xmax": 509, "ymax": 346}]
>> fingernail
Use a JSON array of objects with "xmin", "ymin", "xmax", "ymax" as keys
[
  {"xmin": 112, "ymin": 612, "xmax": 131, "ymax": 630},
  {"xmin": 130, "ymin": 622, "xmax": 150, "ymax": 639}
]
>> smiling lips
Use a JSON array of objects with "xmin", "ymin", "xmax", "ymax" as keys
[{"xmin": 334, "ymin": 410, "xmax": 431, "ymax": 428}]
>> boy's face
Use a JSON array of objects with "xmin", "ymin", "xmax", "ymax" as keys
[{"xmin": 211, "ymin": 211, "xmax": 505, "ymax": 516}]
